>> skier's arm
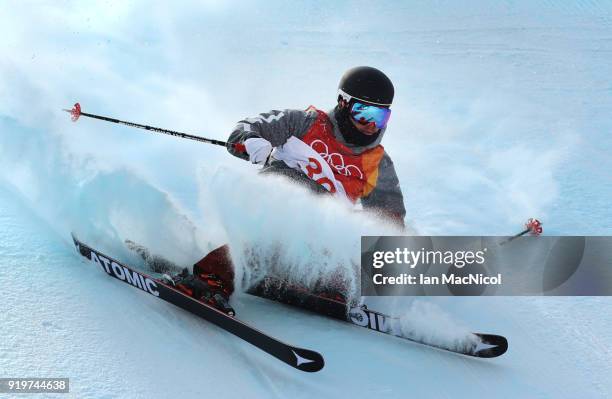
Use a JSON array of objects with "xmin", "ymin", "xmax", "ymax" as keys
[
  {"xmin": 227, "ymin": 109, "xmax": 317, "ymax": 161},
  {"xmin": 361, "ymin": 153, "xmax": 406, "ymax": 228}
]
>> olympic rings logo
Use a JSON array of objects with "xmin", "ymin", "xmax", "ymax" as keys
[{"xmin": 310, "ymin": 140, "xmax": 364, "ymax": 179}]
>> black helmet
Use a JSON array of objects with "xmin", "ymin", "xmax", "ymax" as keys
[
  {"xmin": 337, "ymin": 66, "xmax": 394, "ymax": 106},
  {"xmin": 334, "ymin": 66, "xmax": 394, "ymax": 146}
]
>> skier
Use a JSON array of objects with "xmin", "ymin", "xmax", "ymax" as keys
[
  {"xmin": 139, "ymin": 67, "xmax": 406, "ymax": 312},
  {"xmin": 227, "ymin": 65, "xmax": 406, "ymax": 227}
]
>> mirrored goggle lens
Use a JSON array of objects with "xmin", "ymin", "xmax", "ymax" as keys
[{"xmin": 350, "ymin": 102, "xmax": 391, "ymax": 129}]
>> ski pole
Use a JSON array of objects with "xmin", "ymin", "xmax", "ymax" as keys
[
  {"xmin": 62, "ymin": 103, "xmax": 246, "ymax": 152},
  {"xmin": 499, "ymin": 218, "xmax": 543, "ymax": 246}
]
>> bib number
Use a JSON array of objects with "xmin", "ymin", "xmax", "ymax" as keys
[{"xmin": 305, "ymin": 157, "xmax": 336, "ymax": 193}]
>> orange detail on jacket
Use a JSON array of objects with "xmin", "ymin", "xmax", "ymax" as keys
[{"xmin": 302, "ymin": 107, "xmax": 385, "ymax": 201}]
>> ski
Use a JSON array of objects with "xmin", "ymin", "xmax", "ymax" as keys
[
  {"xmin": 249, "ymin": 277, "xmax": 508, "ymax": 358},
  {"xmin": 70, "ymin": 234, "xmax": 324, "ymax": 373},
  {"xmin": 122, "ymin": 240, "xmax": 507, "ymax": 358}
]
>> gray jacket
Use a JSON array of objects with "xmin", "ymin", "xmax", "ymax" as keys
[{"xmin": 227, "ymin": 108, "xmax": 406, "ymax": 225}]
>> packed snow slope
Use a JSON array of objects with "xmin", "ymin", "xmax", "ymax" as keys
[
  {"xmin": 2, "ymin": 185, "xmax": 611, "ymax": 398},
  {"xmin": 1, "ymin": 1, "xmax": 612, "ymax": 398}
]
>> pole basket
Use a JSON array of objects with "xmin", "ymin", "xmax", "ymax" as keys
[
  {"xmin": 64, "ymin": 103, "xmax": 81, "ymax": 122},
  {"xmin": 525, "ymin": 218, "xmax": 543, "ymax": 236}
]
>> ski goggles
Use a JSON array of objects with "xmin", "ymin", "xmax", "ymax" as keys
[{"xmin": 350, "ymin": 101, "xmax": 392, "ymax": 129}]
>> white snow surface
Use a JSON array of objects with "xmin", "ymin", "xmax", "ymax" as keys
[{"xmin": 1, "ymin": 1, "xmax": 612, "ymax": 398}]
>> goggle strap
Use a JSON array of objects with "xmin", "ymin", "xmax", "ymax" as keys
[{"xmin": 337, "ymin": 88, "xmax": 392, "ymax": 107}]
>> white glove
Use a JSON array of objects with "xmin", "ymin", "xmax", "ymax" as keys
[{"xmin": 244, "ymin": 137, "xmax": 273, "ymax": 165}]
